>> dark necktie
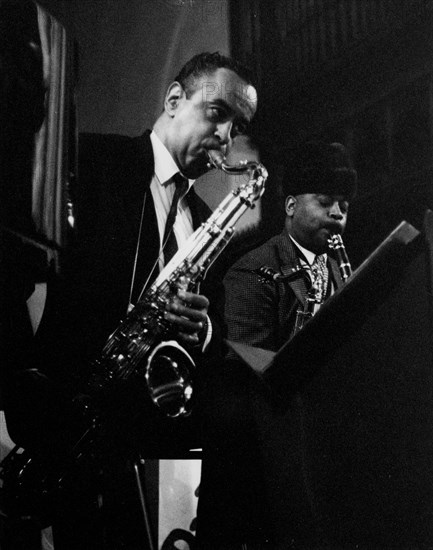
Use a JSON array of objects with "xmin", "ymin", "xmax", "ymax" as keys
[{"xmin": 163, "ymin": 173, "xmax": 188, "ymax": 265}]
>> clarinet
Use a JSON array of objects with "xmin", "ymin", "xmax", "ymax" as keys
[{"xmin": 328, "ymin": 233, "xmax": 352, "ymax": 281}]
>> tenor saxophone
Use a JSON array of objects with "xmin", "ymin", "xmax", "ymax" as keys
[
  {"xmin": 0, "ymin": 154, "xmax": 267, "ymax": 526},
  {"xmin": 90, "ymin": 152, "xmax": 267, "ymax": 418}
]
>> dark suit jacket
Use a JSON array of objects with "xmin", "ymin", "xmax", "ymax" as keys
[
  {"xmin": 224, "ymin": 228, "xmax": 343, "ymax": 352},
  {"xmin": 5, "ymin": 130, "xmax": 224, "ymax": 457},
  {"xmin": 196, "ymin": 230, "xmax": 344, "ymax": 547},
  {"xmin": 73, "ymin": 130, "xmax": 223, "ymax": 345}
]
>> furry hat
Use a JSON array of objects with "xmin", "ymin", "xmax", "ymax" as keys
[{"xmin": 283, "ymin": 141, "xmax": 357, "ymax": 200}]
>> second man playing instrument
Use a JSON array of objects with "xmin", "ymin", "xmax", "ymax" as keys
[
  {"xmin": 224, "ymin": 140, "xmax": 357, "ymax": 352},
  {"xmin": 196, "ymin": 140, "xmax": 358, "ymax": 548}
]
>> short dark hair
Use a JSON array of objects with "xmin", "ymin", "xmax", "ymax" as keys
[{"xmin": 173, "ymin": 51, "xmax": 255, "ymax": 97}]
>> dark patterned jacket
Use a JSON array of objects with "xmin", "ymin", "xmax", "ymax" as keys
[{"xmin": 224, "ymin": 228, "xmax": 343, "ymax": 352}]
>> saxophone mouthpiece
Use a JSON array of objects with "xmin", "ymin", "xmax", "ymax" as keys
[{"xmin": 206, "ymin": 150, "xmax": 226, "ymax": 170}]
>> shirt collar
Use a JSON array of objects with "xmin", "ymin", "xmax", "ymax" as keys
[
  {"xmin": 289, "ymin": 235, "xmax": 327, "ymax": 266},
  {"xmin": 150, "ymin": 130, "xmax": 194, "ymax": 190}
]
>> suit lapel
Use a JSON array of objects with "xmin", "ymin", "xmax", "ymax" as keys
[
  {"xmin": 125, "ymin": 130, "xmax": 155, "ymax": 229},
  {"xmin": 288, "ymin": 275, "xmax": 309, "ymax": 306},
  {"xmin": 125, "ymin": 131, "xmax": 161, "ymax": 299},
  {"xmin": 276, "ymin": 231, "xmax": 310, "ymax": 305}
]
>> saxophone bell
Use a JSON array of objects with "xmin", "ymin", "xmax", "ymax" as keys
[{"xmin": 145, "ymin": 340, "xmax": 195, "ymax": 418}]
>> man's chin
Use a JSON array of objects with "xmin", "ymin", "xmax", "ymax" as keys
[
  {"xmin": 312, "ymin": 235, "xmax": 331, "ymax": 255},
  {"xmin": 183, "ymin": 155, "xmax": 213, "ymax": 179}
]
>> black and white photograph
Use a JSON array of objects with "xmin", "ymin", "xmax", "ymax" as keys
[{"xmin": 1, "ymin": 1, "xmax": 432, "ymax": 549}]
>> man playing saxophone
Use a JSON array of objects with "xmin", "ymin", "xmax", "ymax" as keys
[
  {"xmin": 196, "ymin": 140, "xmax": 358, "ymax": 548},
  {"xmin": 2, "ymin": 51, "xmax": 258, "ymax": 549}
]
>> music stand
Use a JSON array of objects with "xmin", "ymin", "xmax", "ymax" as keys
[{"xmin": 227, "ymin": 212, "xmax": 433, "ymax": 547}]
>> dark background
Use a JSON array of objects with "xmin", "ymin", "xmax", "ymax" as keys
[{"xmin": 230, "ymin": 0, "xmax": 433, "ymax": 267}]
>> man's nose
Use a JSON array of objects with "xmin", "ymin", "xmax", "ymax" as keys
[
  {"xmin": 329, "ymin": 203, "xmax": 344, "ymax": 219},
  {"xmin": 216, "ymin": 121, "xmax": 234, "ymax": 147}
]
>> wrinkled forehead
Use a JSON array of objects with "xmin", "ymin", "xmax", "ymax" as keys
[{"xmin": 196, "ymin": 69, "xmax": 258, "ymax": 120}]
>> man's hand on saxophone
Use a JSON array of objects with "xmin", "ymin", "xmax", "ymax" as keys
[{"xmin": 164, "ymin": 290, "xmax": 209, "ymax": 347}]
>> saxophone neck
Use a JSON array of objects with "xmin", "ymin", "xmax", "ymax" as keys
[{"xmin": 207, "ymin": 151, "xmax": 268, "ymax": 180}]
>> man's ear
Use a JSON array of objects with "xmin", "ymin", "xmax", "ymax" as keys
[
  {"xmin": 164, "ymin": 81, "xmax": 184, "ymax": 117},
  {"xmin": 285, "ymin": 195, "xmax": 297, "ymax": 216}
]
